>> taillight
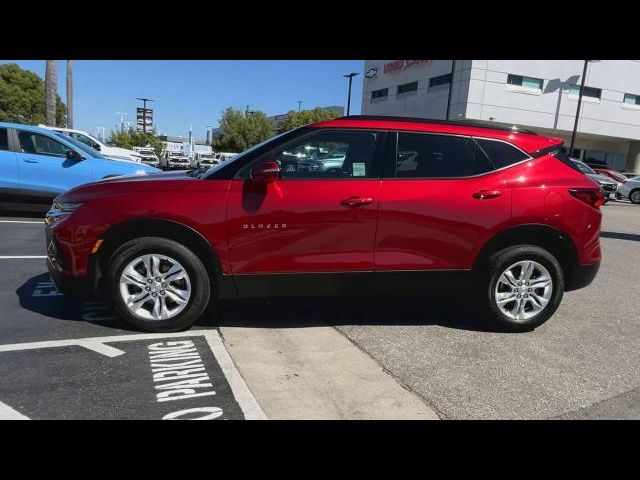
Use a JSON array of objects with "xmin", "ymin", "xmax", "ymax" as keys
[{"xmin": 569, "ymin": 188, "xmax": 605, "ymax": 208}]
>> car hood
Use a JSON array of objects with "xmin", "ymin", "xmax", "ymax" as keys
[
  {"xmin": 106, "ymin": 146, "xmax": 138, "ymax": 158},
  {"xmin": 57, "ymin": 170, "xmax": 197, "ymax": 202}
]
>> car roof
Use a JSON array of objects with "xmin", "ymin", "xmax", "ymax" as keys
[
  {"xmin": 311, "ymin": 116, "xmax": 561, "ymax": 154},
  {"xmin": 0, "ymin": 121, "xmax": 65, "ymax": 134}
]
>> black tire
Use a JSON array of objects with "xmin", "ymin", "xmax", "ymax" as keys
[
  {"xmin": 480, "ymin": 245, "xmax": 564, "ymax": 332},
  {"xmin": 629, "ymin": 189, "xmax": 640, "ymax": 205},
  {"xmin": 107, "ymin": 237, "xmax": 211, "ymax": 332}
]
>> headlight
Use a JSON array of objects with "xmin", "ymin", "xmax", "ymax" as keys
[{"xmin": 45, "ymin": 202, "xmax": 83, "ymax": 226}]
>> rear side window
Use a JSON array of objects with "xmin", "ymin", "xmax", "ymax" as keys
[
  {"xmin": 474, "ymin": 138, "xmax": 529, "ymax": 169},
  {"xmin": 395, "ymin": 133, "xmax": 493, "ymax": 178},
  {"xmin": 0, "ymin": 128, "xmax": 8, "ymax": 151}
]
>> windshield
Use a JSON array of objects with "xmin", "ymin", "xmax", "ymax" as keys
[
  {"xmin": 573, "ymin": 160, "xmax": 595, "ymax": 175},
  {"xmin": 55, "ymin": 132, "xmax": 107, "ymax": 159}
]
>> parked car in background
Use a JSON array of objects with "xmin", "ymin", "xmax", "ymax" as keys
[
  {"xmin": 0, "ymin": 122, "xmax": 160, "ymax": 212},
  {"xmin": 192, "ymin": 152, "xmax": 218, "ymax": 169},
  {"xmin": 592, "ymin": 167, "xmax": 627, "ymax": 184},
  {"xmin": 571, "ymin": 159, "xmax": 618, "ymax": 201},
  {"xmin": 46, "ymin": 116, "xmax": 602, "ymax": 333},
  {"xmin": 214, "ymin": 152, "xmax": 237, "ymax": 163},
  {"xmin": 40, "ymin": 125, "xmax": 143, "ymax": 163},
  {"xmin": 133, "ymin": 147, "xmax": 160, "ymax": 167},
  {"xmin": 617, "ymin": 176, "xmax": 640, "ymax": 204},
  {"xmin": 164, "ymin": 151, "xmax": 191, "ymax": 170}
]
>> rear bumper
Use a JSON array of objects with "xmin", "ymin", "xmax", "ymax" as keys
[{"xmin": 566, "ymin": 262, "xmax": 600, "ymax": 291}]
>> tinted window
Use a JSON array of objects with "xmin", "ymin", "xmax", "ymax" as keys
[
  {"xmin": 18, "ymin": 131, "xmax": 71, "ymax": 157},
  {"xmin": 55, "ymin": 132, "xmax": 105, "ymax": 158},
  {"xmin": 507, "ymin": 74, "xmax": 544, "ymax": 90},
  {"xmin": 372, "ymin": 88, "xmax": 388, "ymax": 100},
  {"xmin": 396, "ymin": 133, "xmax": 491, "ymax": 178},
  {"xmin": 429, "ymin": 74, "xmax": 452, "ymax": 88},
  {"xmin": 474, "ymin": 138, "xmax": 529, "ymax": 169},
  {"xmin": 267, "ymin": 130, "xmax": 378, "ymax": 179},
  {"xmin": 397, "ymin": 82, "xmax": 418, "ymax": 95},
  {"xmin": 70, "ymin": 132, "xmax": 100, "ymax": 150},
  {"xmin": 569, "ymin": 84, "xmax": 601, "ymax": 99},
  {"xmin": 0, "ymin": 128, "xmax": 8, "ymax": 151}
]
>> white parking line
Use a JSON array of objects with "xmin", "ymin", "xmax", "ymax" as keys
[
  {"xmin": 0, "ymin": 220, "xmax": 43, "ymax": 224},
  {"xmin": 0, "ymin": 256, "xmax": 47, "ymax": 259},
  {"xmin": 0, "ymin": 400, "xmax": 30, "ymax": 420},
  {"xmin": 0, "ymin": 329, "xmax": 266, "ymax": 420}
]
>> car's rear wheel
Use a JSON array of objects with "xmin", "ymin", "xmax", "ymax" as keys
[
  {"xmin": 107, "ymin": 237, "xmax": 211, "ymax": 332},
  {"xmin": 481, "ymin": 245, "xmax": 564, "ymax": 331},
  {"xmin": 629, "ymin": 189, "xmax": 640, "ymax": 204}
]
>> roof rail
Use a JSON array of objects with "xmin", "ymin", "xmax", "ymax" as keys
[{"xmin": 336, "ymin": 115, "xmax": 539, "ymax": 135}]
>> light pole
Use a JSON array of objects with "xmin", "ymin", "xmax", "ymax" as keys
[
  {"xmin": 136, "ymin": 97, "xmax": 154, "ymax": 134},
  {"xmin": 116, "ymin": 111, "xmax": 127, "ymax": 132},
  {"xmin": 343, "ymin": 72, "xmax": 359, "ymax": 116},
  {"xmin": 568, "ymin": 60, "xmax": 600, "ymax": 158},
  {"xmin": 297, "ymin": 100, "xmax": 302, "ymax": 112},
  {"xmin": 445, "ymin": 60, "xmax": 456, "ymax": 120}
]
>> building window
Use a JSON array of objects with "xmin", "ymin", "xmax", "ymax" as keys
[
  {"xmin": 397, "ymin": 81, "xmax": 418, "ymax": 95},
  {"xmin": 569, "ymin": 84, "xmax": 601, "ymax": 99},
  {"xmin": 623, "ymin": 93, "xmax": 640, "ymax": 105},
  {"xmin": 371, "ymin": 88, "xmax": 389, "ymax": 100},
  {"xmin": 507, "ymin": 74, "xmax": 543, "ymax": 90},
  {"xmin": 428, "ymin": 74, "xmax": 452, "ymax": 89}
]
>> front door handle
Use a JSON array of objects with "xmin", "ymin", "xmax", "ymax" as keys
[
  {"xmin": 341, "ymin": 196, "xmax": 374, "ymax": 207},
  {"xmin": 22, "ymin": 158, "xmax": 39, "ymax": 164},
  {"xmin": 472, "ymin": 189, "xmax": 503, "ymax": 200}
]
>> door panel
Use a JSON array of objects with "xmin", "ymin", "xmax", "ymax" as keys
[
  {"xmin": 0, "ymin": 128, "xmax": 20, "ymax": 203},
  {"xmin": 15, "ymin": 130, "xmax": 93, "ymax": 202},
  {"xmin": 227, "ymin": 179, "xmax": 381, "ymax": 273},
  {"xmin": 374, "ymin": 131, "xmax": 512, "ymax": 271}
]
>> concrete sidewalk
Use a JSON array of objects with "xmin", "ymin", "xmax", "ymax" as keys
[{"xmin": 219, "ymin": 325, "xmax": 439, "ymax": 420}]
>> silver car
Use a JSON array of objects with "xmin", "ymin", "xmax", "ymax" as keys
[
  {"xmin": 618, "ymin": 176, "xmax": 640, "ymax": 204},
  {"xmin": 571, "ymin": 159, "xmax": 619, "ymax": 201}
]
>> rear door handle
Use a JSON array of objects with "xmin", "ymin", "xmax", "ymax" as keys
[
  {"xmin": 472, "ymin": 190, "xmax": 503, "ymax": 200},
  {"xmin": 22, "ymin": 158, "xmax": 39, "ymax": 164},
  {"xmin": 341, "ymin": 196, "xmax": 374, "ymax": 207}
]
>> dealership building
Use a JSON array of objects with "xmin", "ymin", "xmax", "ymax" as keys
[{"xmin": 361, "ymin": 60, "xmax": 640, "ymax": 173}]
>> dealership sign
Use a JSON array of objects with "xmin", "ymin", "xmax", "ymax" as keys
[
  {"xmin": 383, "ymin": 60, "xmax": 431, "ymax": 74},
  {"xmin": 136, "ymin": 108, "xmax": 153, "ymax": 132}
]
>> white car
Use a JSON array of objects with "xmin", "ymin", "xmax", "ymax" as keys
[
  {"xmin": 164, "ymin": 151, "xmax": 191, "ymax": 170},
  {"xmin": 40, "ymin": 125, "xmax": 143, "ymax": 163},
  {"xmin": 618, "ymin": 176, "xmax": 640, "ymax": 204},
  {"xmin": 133, "ymin": 147, "xmax": 161, "ymax": 167}
]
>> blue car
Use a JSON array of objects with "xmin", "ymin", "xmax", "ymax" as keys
[{"xmin": 0, "ymin": 122, "xmax": 161, "ymax": 212}]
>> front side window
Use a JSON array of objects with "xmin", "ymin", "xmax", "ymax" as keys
[
  {"xmin": 71, "ymin": 132, "xmax": 100, "ymax": 150},
  {"xmin": 265, "ymin": 130, "xmax": 378, "ymax": 179},
  {"xmin": 0, "ymin": 128, "xmax": 8, "ymax": 151},
  {"xmin": 17, "ymin": 131, "xmax": 71, "ymax": 157},
  {"xmin": 395, "ymin": 133, "xmax": 492, "ymax": 178}
]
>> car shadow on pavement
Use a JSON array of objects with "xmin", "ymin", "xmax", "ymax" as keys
[
  {"xmin": 212, "ymin": 294, "xmax": 515, "ymax": 333},
  {"xmin": 16, "ymin": 273, "xmax": 516, "ymax": 334}
]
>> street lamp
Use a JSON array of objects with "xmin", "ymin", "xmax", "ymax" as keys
[
  {"xmin": 297, "ymin": 100, "xmax": 302, "ymax": 112},
  {"xmin": 568, "ymin": 60, "xmax": 600, "ymax": 158},
  {"xmin": 343, "ymin": 72, "xmax": 359, "ymax": 116},
  {"xmin": 116, "ymin": 111, "xmax": 127, "ymax": 133}
]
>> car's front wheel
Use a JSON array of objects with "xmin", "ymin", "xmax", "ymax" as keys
[
  {"xmin": 107, "ymin": 237, "xmax": 211, "ymax": 332},
  {"xmin": 481, "ymin": 245, "xmax": 564, "ymax": 331},
  {"xmin": 629, "ymin": 189, "xmax": 640, "ymax": 204}
]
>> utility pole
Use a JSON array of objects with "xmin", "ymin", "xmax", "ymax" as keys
[
  {"xmin": 568, "ymin": 60, "xmax": 600, "ymax": 158},
  {"xmin": 136, "ymin": 97, "xmax": 154, "ymax": 134},
  {"xmin": 445, "ymin": 60, "xmax": 456, "ymax": 120},
  {"xmin": 343, "ymin": 72, "xmax": 359, "ymax": 116},
  {"xmin": 297, "ymin": 100, "xmax": 302, "ymax": 112}
]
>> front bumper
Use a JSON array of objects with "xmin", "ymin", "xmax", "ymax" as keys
[{"xmin": 566, "ymin": 262, "xmax": 600, "ymax": 291}]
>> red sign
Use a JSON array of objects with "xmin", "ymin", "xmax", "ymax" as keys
[{"xmin": 383, "ymin": 60, "xmax": 431, "ymax": 74}]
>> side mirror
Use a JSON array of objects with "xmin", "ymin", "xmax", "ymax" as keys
[
  {"xmin": 94, "ymin": 144, "xmax": 101, "ymax": 151},
  {"xmin": 66, "ymin": 150, "xmax": 84, "ymax": 162},
  {"xmin": 250, "ymin": 160, "xmax": 281, "ymax": 183}
]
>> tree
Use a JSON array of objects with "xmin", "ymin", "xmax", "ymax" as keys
[
  {"xmin": 213, "ymin": 107, "xmax": 275, "ymax": 152},
  {"xmin": 0, "ymin": 63, "xmax": 66, "ymax": 126},
  {"xmin": 280, "ymin": 107, "xmax": 340, "ymax": 132},
  {"xmin": 66, "ymin": 60, "xmax": 73, "ymax": 128},
  {"xmin": 109, "ymin": 130, "xmax": 164, "ymax": 158},
  {"xmin": 45, "ymin": 60, "xmax": 57, "ymax": 126}
]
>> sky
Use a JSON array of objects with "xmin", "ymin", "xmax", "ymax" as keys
[{"xmin": 0, "ymin": 60, "xmax": 364, "ymax": 139}]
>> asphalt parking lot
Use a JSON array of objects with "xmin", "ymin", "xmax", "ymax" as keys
[{"xmin": 0, "ymin": 201, "xmax": 638, "ymax": 419}]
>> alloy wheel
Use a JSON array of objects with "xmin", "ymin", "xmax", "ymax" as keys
[{"xmin": 494, "ymin": 260, "xmax": 553, "ymax": 322}]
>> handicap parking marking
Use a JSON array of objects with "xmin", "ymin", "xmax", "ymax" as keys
[
  {"xmin": 0, "ymin": 399, "xmax": 30, "ymax": 420},
  {"xmin": 0, "ymin": 330, "xmax": 266, "ymax": 420}
]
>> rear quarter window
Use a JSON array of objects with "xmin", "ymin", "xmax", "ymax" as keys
[
  {"xmin": 0, "ymin": 128, "xmax": 8, "ymax": 150},
  {"xmin": 474, "ymin": 138, "xmax": 529, "ymax": 169}
]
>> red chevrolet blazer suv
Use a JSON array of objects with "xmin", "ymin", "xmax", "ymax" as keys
[{"xmin": 45, "ymin": 116, "xmax": 603, "ymax": 332}]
